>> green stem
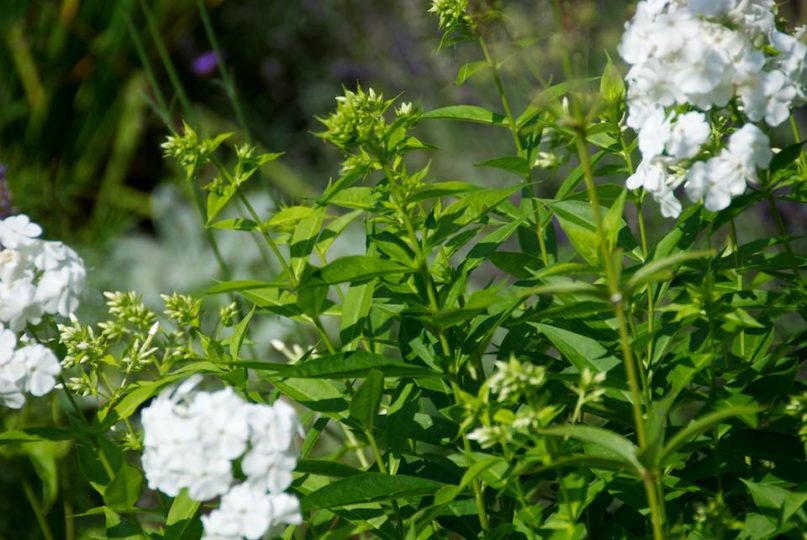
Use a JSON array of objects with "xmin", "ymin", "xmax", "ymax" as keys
[
  {"xmin": 194, "ymin": 0, "xmax": 250, "ymax": 141},
  {"xmin": 384, "ymin": 162, "xmax": 489, "ymax": 531},
  {"xmin": 728, "ymin": 219, "xmax": 746, "ymax": 357},
  {"xmin": 573, "ymin": 131, "xmax": 665, "ymax": 540},
  {"xmin": 478, "ymin": 35, "xmax": 551, "ymax": 266},
  {"xmin": 138, "ymin": 0, "xmax": 194, "ymax": 121},
  {"xmin": 23, "ymin": 480, "xmax": 54, "ymax": 540}
]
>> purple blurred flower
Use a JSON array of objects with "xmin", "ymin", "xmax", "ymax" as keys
[
  {"xmin": 192, "ymin": 50, "xmax": 220, "ymax": 77},
  {"xmin": 0, "ymin": 164, "xmax": 12, "ymax": 219}
]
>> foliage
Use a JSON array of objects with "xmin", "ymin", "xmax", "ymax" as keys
[{"xmin": 1, "ymin": 1, "xmax": 806, "ymax": 539}]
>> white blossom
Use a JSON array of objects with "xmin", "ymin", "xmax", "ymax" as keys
[
  {"xmin": 620, "ymin": 0, "xmax": 804, "ymax": 217},
  {"xmin": 0, "ymin": 215, "xmax": 41, "ymax": 248},
  {"xmin": 140, "ymin": 378, "xmax": 303, "ymax": 540}
]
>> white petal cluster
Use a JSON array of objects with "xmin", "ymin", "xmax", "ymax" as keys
[
  {"xmin": 0, "ymin": 214, "xmax": 85, "ymax": 408},
  {"xmin": 620, "ymin": 1, "xmax": 806, "ymax": 216},
  {"xmin": 0, "ymin": 214, "xmax": 86, "ymax": 331},
  {"xmin": 0, "ymin": 326, "xmax": 62, "ymax": 408},
  {"xmin": 140, "ymin": 376, "xmax": 302, "ymax": 540}
]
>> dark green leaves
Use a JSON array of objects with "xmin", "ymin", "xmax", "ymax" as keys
[
  {"xmin": 350, "ymin": 369, "xmax": 384, "ymax": 430},
  {"xmin": 302, "ymin": 473, "xmax": 442, "ymax": 510},
  {"xmin": 422, "ymin": 105, "xmax": 505, "ymax": 125}
]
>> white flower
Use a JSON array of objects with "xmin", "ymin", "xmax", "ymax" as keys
[
  {"xmin": 242, "ymin": 448, "xmax": 297, "ymax": 494},
  {"xmin": 666, "ymin": 111, "xmax": 711, "ymax": 160},
  {"xmin": 0, "ymin": 215, "xmax": 42, "ymax": 249},
  {"xmin": 638, "ymin": 108, "xmax": 672, "ymax": 158},
  {"xmin": 728, "ymin": 123, "xmax": 772, "ymax": 171},
  {"xmin": 15, "ymin": 344, "xmax": 60, "ymax": 396},
  {"xmin": 740, "ymin": 70, "xmax": 798, "ymax": 126},
  {"xmin": 0, "ymin": 279, "xmax": 43, "ymax": 332},
  {"xmin": 0, "ymin": 249, "xmax": 31, "ymax": 284},
  {"xmin": 140, "ymin": 378, "xmax": 303, "ymax": 535},
  {"xmin": 192, "ymin": 387, "xmax": 251, "ymax": 460},
  {"xmin": 0, "ymin": 377, "xmax": 25, "ymax": 409},
  {"xmin": 269, "ymin": 492, "xmax": 303, "ymax": 526},
  {"xmin": 202, "ymin": 484, "xmax": 273, "ymax": 540},
  {"xmin": 626, "ymin": 159, "xmax": 684, "ymax": 218},
  {"xmin": 685, "ymin": 153, "xmax": 747, "ymax": 211}
]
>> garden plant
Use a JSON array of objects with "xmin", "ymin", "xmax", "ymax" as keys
[{"xmin": 1, "ymin": 0, "xmax": 806, "ymax": 539}]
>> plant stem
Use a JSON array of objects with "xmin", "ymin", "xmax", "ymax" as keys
[
  {"xmin": 194, "ymin": 0, "xmax": 250, "ymax": 141},
  {"xmin": 728, "ymin": 219, "xmax": 746, "ymax": 357},
  {"xmin": 478, "ymin": 35, "xmax": 551, "ymax": 266},
  {"xmin": 573, "ymin": 130, "xmax": 665, "ymax": 540},
  {"xmin": 23, "ymin": 480, "xmax": 55, "ymax": 540},
  {"xmin": 384, "ymin": 162, "xmax": 490, "ymax": 531}
]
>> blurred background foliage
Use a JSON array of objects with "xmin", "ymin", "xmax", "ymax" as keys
[
  {"xmin": 1, "ymin": 0, "xmax": 803, "ymax": 246},
  {"xmin": 0, "ymin": 2, "xmax": 805, "ymax": 535}
]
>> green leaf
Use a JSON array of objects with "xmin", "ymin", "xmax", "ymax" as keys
[
  {"xmin": 603, "ymin": 188, "xmax": 627, "ymax": 249},
  {"xmin": 206, "ymin": 184, "xmax": 236, "ymax": 223},
  {"xmin": 296, "ymin": 459, "xmax": 362, "ymax": 478},
  {"xmin": 340, "ymin": 282, "xmax": 375, "ymax": 350},
  {"xmin": 290, "ymin": 214, "xmax": 324, "ymax": 278},
  {"xmin": 539, "ymin": 425, "xmax": 643, "ymax": 473},
  {"xmin": 103, "ymin": 463, "xmax": 143, "ymax": 511},
  {"xmin": 314, "ymin": 255, "xmax": 411, "ymax": 285},
  {"xmin": 238, "ymin": 351, "xmax": 436, "ymax": 378},
  {"xmin": 551, "ymin": 200, "xmax": 600, "ymax": 265},
  {"xmin": 229, "ymin": 306, "xmax": 254, "ymax": 362},
  {"xmin": 301, "ymin": 473, "xmax": 442, "ymax": 510},
  {"xmin": 531, "ymin": 323, "xmax": 620, "ymax": 374},
  {"xmin": 475, "ymin": 156, "xmax": 530, "ymax": 177},
  {"xmin": 421, "ymin": 105, "xmax": 505, "ymax": 125},
  {"xmin": 489, "ymin": 251, "xmax": 544, "ymax": 278},
  {"xmin": 104, "ymin": 508, "xmax": 143, "ymax": 539},
  {"xmin": 455, "ymin": 61, "xmax": 489, "ymax": 85},
  {"xmin": 208, "ymin": 218, "xmax": 258, "ymax": 231},
  {"xmin": 0, "ymin": 428, "xmax": 73, "ymax": 445},
  {"xmin": 350, "ymin": 369, "xmax": 384, "ymax": 431},
  {"xmin": 659, "ymin": 405, "xmax": 759, "ymax": 466},
  {"xmin": 600, "ymin": 51, "xmax": 625, "ymax": 104},
  {"xmin": 164, "ymin": 489, "xmax": 201, "ymax": 540},
  {"xmin": 265, "ymin": 205, "xmax": 317, "ymax": 229},
  {"xmin": 626, "ymin": 250, "xmax": 713, "ymax": 291},
  {"xmin": 769, "ymin": 140, "xmax": 805, "ymax": 172}
]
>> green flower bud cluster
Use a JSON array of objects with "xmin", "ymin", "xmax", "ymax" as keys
[
  {"xmin": 161, "ymin": 292, "xmax": 202, "ymax": 329},
  {"xmin": 319, "ymin": 86, "xmax": 394, "ymax": 153},
  {"xmin": 429, "ymin": 0, "xmax": 474, "ymax": 32},
  {"xmin": 161, "ymin": 122, "xmax": 232, "ymax": 180}
]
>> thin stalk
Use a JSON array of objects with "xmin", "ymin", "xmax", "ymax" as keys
[
  {"xmin": 384, "ymin": 162, "xmax": 489, "ymax": 531},
  {"xmin": 573, "ymin": 132, "xmax": 665, "ymax": 539},
  {"xmin": 138, "ymin": 0, "xmax": 194, "ymax": 122},
  {"xmin": 367, "ymin": 431, "xmax": 404, "ymax": 537},
  {"xmin": 478, "ymin": 37, "xmax": 522, "ymax": 155},
  {"xmin": 478, "ymin": 35, "xmax": 551, "ymax": 266},
  {"xmin": 236, "ymin": 190, "xmax": 295, "ymax": 281},
  {"xmin": 728, "ymin": 219, "xmax": 746, "ymax": 357},
  {"xmin": 619, "ymin": 131, "xmax": 653, "ymax": 400},
  {"xmin": 23, "ymin": 480, "xmax": 55, "ymax": 540},
  {"xmin": 194, "ymin": 0, "xmax": 250, "ymax": 141},
  {"xmin": 124, "ymin": 15, "xmax": 172, "ymax": 127}
]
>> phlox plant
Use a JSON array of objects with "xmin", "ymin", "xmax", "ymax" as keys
[{"xmin": 1, "ymin": 1, "xmax": 807, "ymax": 539}]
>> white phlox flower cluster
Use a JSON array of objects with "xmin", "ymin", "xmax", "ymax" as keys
[
  {"xmin": 620, "ymin": 0, "xmax": 806, "ymax": 217},
  {"xmin": 0, "ymin": 214, "xmax": 86, "ymax": 330},
  {"xmin": 0, "ymin": 214, "xmax": 85, "ymax": 408},
  {"xmin": 140, "ymin": 376, "xmax": 303, "ymax": 540}
]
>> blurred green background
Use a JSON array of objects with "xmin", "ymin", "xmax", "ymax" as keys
[{"xmin": 0, "ymin": 1, "xmax": 805, "ymax": 536}]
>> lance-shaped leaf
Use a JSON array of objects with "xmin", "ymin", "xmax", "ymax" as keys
[
  {"xmin": 659, "ymin": 405, "xmax": 759, "ymax": 467},
  {"xmin": 350, "ymin": 369, "xmax": 384, "ymax": 431},
  {"xmin": 301, "ymin": 473, "xmax": 442, "ymax": 510},
  {"xmin": 539, "ymin": 425, "xmax": 643, "ymax": 474},
  {"xmin": 421, "ymin": 105, "xmax": 505, "ymax": 125},
  {"xmin": 237, "ymin": 351, "xmax": 437, "ymax": 378}
]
